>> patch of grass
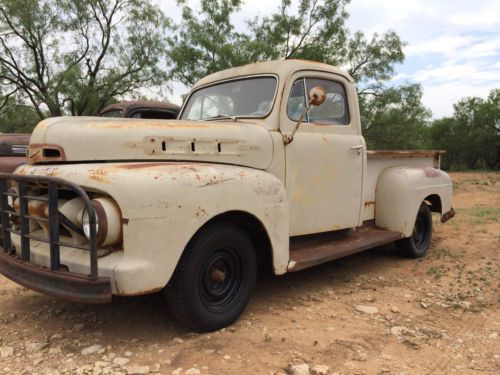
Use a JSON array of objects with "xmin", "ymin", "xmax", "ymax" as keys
[
  {"xmin": 427, "ymin": 265, "xmax": 449, "ymax": 279},
  {"xmin": 457, "ymin": 207, "xmax": 500, "ymax": 224},
  {"xmin": 430, "ymin": 247, "xmax": 462, "ymax": 260}
]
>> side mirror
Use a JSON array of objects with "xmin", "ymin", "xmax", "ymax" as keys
[
  {"xmin": 283, "ymin": 86, "xmax": 327, "ymax": 145},
  {"xmin": 308, "ymin": 86, "xmax": 326, "ymax": 106}
]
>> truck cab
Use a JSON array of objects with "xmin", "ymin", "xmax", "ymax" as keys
[{"xmin": 0, "ymin": 60, "xmax": 454, "ymax": 331}]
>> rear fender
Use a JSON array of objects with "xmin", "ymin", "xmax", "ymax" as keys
[{"xmin": 375, "ymin": 167, "xmax": 452, "ymax": 237}]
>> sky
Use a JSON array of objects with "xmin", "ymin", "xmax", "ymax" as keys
[{"xmin": 159, "ymin": 0, "xmax": 500, "ymax": 118}]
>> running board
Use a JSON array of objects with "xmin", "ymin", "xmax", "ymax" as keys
[{"xmin": 288, "ymin": 226, "xmax": 403, "ymax": 272}]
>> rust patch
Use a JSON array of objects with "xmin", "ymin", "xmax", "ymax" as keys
[
  {"xmin": 199, "ymin": 178, "xmax": 235, "ymax": 188},
  {"xmin": 114, "ymin": 162, "xmax": 196, "ymax": 170},
  {"xmin": 195, "ymin": 206, "xmax": 208, "ymax": 217},
  {"xmin": 423, "ymin": 167, "xmax": 441, "ymax": 178},
  {"xmin": 28, "ymin": 143, "xmax": 66, "ymax": 163},
  {"xmin": 88, "ymin": 168, "xmax": 111, "ymax": 183},
  {"xmin": 367, "ymin": 150, "xmax": 445, "ymax": 159},
  {"xmin": 441, "ymin": 208, "xmax": 456, "ymax": 223}
]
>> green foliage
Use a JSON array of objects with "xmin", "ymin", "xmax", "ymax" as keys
[
  {"xmin": 0, "ymin": 96, "xmax": 39, "ymax": 132},
  {"xmin": 168, "ymin": 0, "xmax": 250, "ymax": 86},
  {"xmin": 169, "ymin": 0, "xmax": 405, "ymax": 95},
  {"xmin": 429, "ymin": 89, "xmax": 500, "ymax": 170},
  {"xmin": 0, "ymin": 0, "xmax": 171, "ymax": 119},
  {"xmin": 360, "ymin": 84, "xmax": 431, "ymax": 149}
]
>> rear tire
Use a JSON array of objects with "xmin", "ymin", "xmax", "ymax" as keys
[
  {"xmin": 166, "ymin": 222, "xmax": 256, "ymax": 332},
  {"xmin": 396, "ymin": 203, "xmax": 432, "ymax": 258}
]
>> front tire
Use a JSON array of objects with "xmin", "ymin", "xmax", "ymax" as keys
[
  {"xmin": 396, "ymin": 203, "xmax": 432, "ymax": 258},
  {"xmin": 166, "ymin": 222, "xmax": 256, "ymax": 332}
]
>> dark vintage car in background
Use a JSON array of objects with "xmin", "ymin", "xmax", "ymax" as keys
[{"xmin": 0, "ymin": 100, "xmax": 181, "ymax": 173}]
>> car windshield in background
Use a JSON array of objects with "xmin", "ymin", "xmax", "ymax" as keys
[
  {"xmin": 181, "ymin": 77, "xmax": 277, "ymax": 120},
  {"xmin": 100, "ymin": 109, "xmax": 123, "ymax": 118}
]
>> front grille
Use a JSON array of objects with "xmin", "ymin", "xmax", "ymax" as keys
[{"xmin": 0, "ymin": 173, "xmax": 99, "ymax": 279}]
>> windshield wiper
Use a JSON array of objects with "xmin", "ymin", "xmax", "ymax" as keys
[{"xmin": 202, "ymin": 114, "xmax": 239, "ymax": 121}]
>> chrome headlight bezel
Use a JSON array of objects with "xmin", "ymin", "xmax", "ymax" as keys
[{"xmin": 81, "ymin": 198, "xmax": 122, "ymax": 247}]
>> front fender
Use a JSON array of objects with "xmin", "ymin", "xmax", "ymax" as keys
[
  {"xmin": 375, "ymin": 167, "xmax": 453, "ymax": 237},
  {"xmin": 16, "ymin": 162, "xmax": 289, "ymax": 295}
]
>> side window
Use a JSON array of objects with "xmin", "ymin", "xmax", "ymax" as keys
[
  {"xmin": 287, "ymin": 79, "xmax": 306, "ymax": 121},
  {"xmin": 306, "ymin": 78, "xmax": 349, "ymax": 125}
]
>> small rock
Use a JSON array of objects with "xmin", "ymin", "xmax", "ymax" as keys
[
  {"xmin": 125, "ymin": 351, "xmax": 133, "ymax": 357},
  {"xmin": 113, "ymin": 357, "xmax": 130, "ymax": 366},
  {"xmin": 51, "ymin": 333, "xmax": 64, "ymax": 340},
  {"xmin": 204, "ymin": 349, "xmax": 215, "ymax": 355},
  {"xmin": 126, "ymin": 365, "xmax": 150, "ymax": 374},
  {"xmin": 48, "ymin": 347, "xmax": 61, "ymax": 355},
  {"xmin": 311, "ymin": 364, "xmax": 329, "ymax": 375},
  {"xmin": 172, "ymin": 337, "xmax": 184, "ymax": 344},
  {"xmin": 42, "ymin": 368, "xmax": 60, "ymax": 375},
  {"xmin": 151, "ymin": 363, "xmax": 161, "ymax": 372},
  {"xmin": 0, "ymin": 346, "xmax": 14, "ymax": 358},
  {"xmin": 420, "ymin": 302, "xmax": 429, "ymax": 309},
  {"xmin": 354, "ymin": 351, "xmax": 368, "ymax": 361},
  {"xmin": 33, "ymin": 357, "xmax": 45, "ymax": 365},
  {"xmin": 185, "ymin": 368, "xmax": 200, "ymax": 375},
  {"xmin": 223, "ymin": 355, "xmax": 231, "ymax": 360},
  {"xmin": 81, "ymin": 344, "xmax": 103, "ymax": 355},
  {"xmin": 355, "ymin": 305, "xmax": 379, "ymax": 314},
  {"xmin": 390, "ymin": 306, "xmax": 400, "ymax": 313},
  {"xmin": 26, "ymin": 342, "xmax": 49, "ymax": 353},
  {"xmin": 390, "ymin": 326, "xmax": 413, "ymax": 337},
  {"xmin": 365, "ymin": 295, "xmax": 376, "ymax": 302},
  {"xmin": 171, "ymin": 368, "xmax": 183, "ymax": 375},
  {"xmin": 287, "ymin": 363, "xmax": 310, "ymax": 375}
]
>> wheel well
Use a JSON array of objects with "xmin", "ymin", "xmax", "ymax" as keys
[
  {"xmin": 424, "ymin": 194, "xmax": 442, "ymax": 213},
  {"xmin": 196, "ymin": 211, "xmax": 273, "ymax": 271}
]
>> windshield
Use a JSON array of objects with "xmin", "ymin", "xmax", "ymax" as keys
[
  {"xmin": 180, "ymin": 76, "xmax": 277, "ymax": 120},
  {"xmin": 100, "ymin": 109, "xmax": 123, "ymax": 118}
]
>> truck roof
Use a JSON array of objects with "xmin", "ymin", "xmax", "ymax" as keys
[{"xmin": 194, "ymin": 59, "xmax": 355, "ymax": 89}]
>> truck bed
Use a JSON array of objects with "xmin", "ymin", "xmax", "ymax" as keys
[{"xmin": 362, "ymin": 150, "xmax": 445, "ymax": 222}]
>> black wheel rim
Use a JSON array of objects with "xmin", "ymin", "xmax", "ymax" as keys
[
  {"xmin": 199, "ymin": 246, "xmax": 244, "ymax": 313},
  {"xmin": 412, "ymin": 213, "xmax": 428, "ymax": 249}
]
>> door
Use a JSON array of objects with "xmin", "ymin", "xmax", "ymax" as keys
[{"xmin": 283, "ymin": 73, "xmax": 363, "ymax": 236}]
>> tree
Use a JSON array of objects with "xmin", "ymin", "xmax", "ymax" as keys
[
  {"xmin": 0, "ymin": 0, "xmax": 171, "ymax": 119},
  {"xmin": 169, "ymin": 0, "xmax": 405, "ymax": 94},
  {"xmin": 168, "ymin": 0, "xmax": 249, "ymax": 86},
  {"xmin": 0, "ymin": 95, "xmax": 39, "ymax": 132},
  {"xmin": 429, "ymin": 89, "xmax": 500, "ymax": 170},
  {"xmin": 359, "ymin": 83, "xmax": 431, "ymax": 150}
]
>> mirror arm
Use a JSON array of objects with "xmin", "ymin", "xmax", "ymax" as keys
[{"xmin": 283, "ymin": 101, "xmax": 312, "ymax": 145}]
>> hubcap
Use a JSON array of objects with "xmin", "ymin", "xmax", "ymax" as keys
[{"xmin": 199, "ymin": 247, "xmax": 243, "ymax": 313}]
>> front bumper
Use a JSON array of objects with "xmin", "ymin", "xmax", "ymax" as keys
[
  {"xmin": 0, "ymin": 250, "xmax": 111, "ymax": 303},
  {"xmin": 0, "ymin": 172, "xmax": 111, "ymax": 303}
]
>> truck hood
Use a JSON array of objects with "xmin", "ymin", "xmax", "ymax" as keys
[{"xmin": 29, "ymin": 117, "xmax": 274, "ymax": 169}]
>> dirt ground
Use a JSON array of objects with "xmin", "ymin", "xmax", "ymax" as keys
[{"xmin": 0, "ymin": 172, "xmax": 498, "ymax": 375}]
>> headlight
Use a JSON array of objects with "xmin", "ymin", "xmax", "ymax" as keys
[
  {"xmin": 81, "ymin": 197, "xmax": 122, "ymax": 246},
  {"xmin": 82, "ymin": 207, "xmax": 99, "ymax": 239}
]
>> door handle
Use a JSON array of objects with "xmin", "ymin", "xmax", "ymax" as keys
[{"xmin": 350, "ymin": 145, "xmax": 363, "ymax": 150}]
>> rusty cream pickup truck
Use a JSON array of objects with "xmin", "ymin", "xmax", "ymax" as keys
[{"xmin": 0, "ymin": 60, "xmax": 454, "ymax": 331}]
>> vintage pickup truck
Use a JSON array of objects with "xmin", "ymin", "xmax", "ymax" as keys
[{"xmin": 0, "ymin": 60, "xmax": 454, "ymax": 331}]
